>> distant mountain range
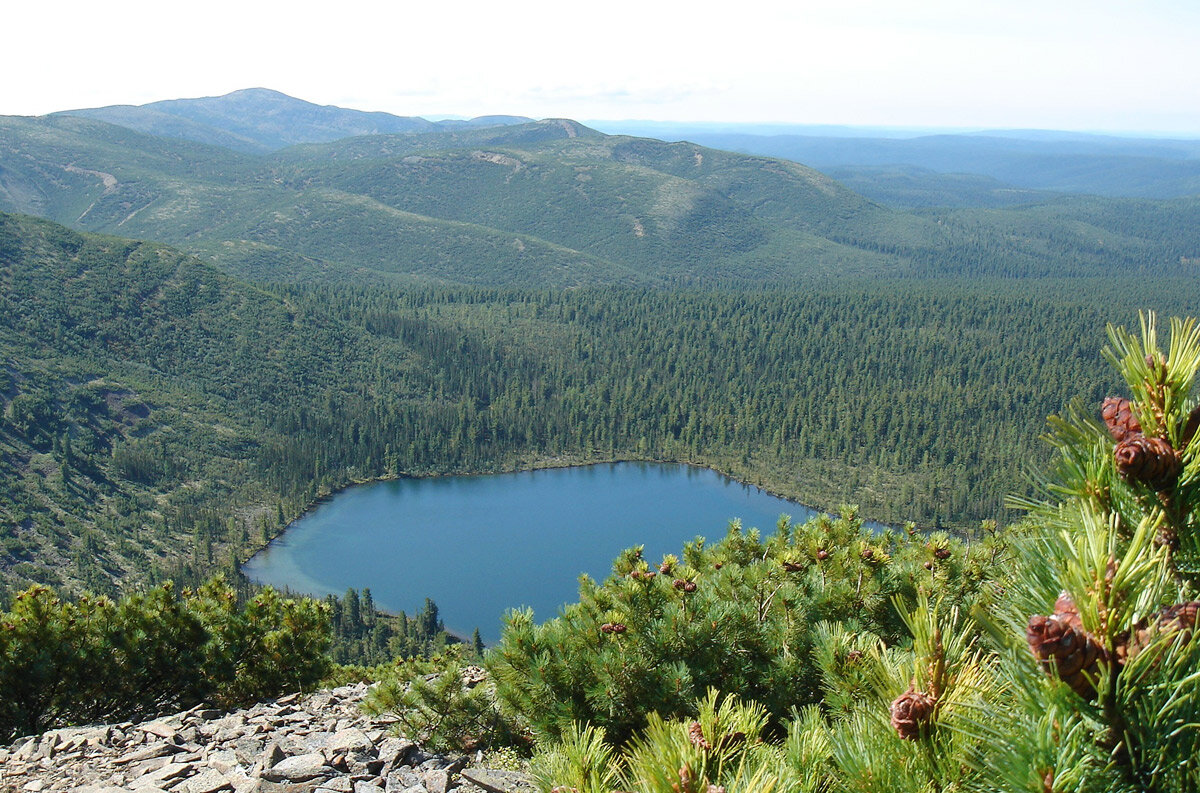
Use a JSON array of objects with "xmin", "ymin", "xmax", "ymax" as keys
[
  {"xmin": 591, "ymin": 121, "xmax": 1200, "ymax": 203},
  {"xmin": 0, "ymin": 89, "xmax": 1198, "ymax": 288},
  {"xmin": 57, "ymin": 88, "xmax": 533, "ymax": 153}
]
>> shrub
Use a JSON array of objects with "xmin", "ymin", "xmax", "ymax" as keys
[{"xmin": 0, "ymin": 576, "xmax": 329, "ymax": 741}]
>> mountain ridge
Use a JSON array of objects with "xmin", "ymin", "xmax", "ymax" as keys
[{"xmin": 55, "ymin": 87, "xmax": 535, "ymax": 153}]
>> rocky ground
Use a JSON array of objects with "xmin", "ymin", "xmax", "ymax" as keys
[{"xmin": 0, "ymin": 684, "xmax": 536, "ymax": 793}]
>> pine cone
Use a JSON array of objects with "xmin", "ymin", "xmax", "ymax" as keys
[
  {"xmin": 1182, "ymin": 404, "xmax": 1200, "ymax": 449},
  {"xmin": 688, "ymin": 721, "xmax": 711, "ymax": 751},
  {"xmin": 1115, "ymin": 435, "xmax": 1182, "ymax": 491},
  {"xmin": 660, "ymin": 561, "xmax": 674, "ymax": 575},
  {"xmin": 716, "ymin": 730, "xmax": 746, "ymax": 750},
  {"xmin": 1102, "ymin": 397, "xmax": 1143, "ymax": 443},
  {"xmin": 673, "ymin": 578, "xmax": 697, "ymax": 592},
  {"xmin": 816, "ymin": 549, "xmax": 829, "ymax": 561},
  {"xmin": 1121, "ymin": 600, "xmax": 1200, "ymax": 660},
  {"xmin": 1027, "ymin": 594, "xmax": 1106, "ymax": 697},
  {"xmin": 890, "ymin": 687, "xmax": 937, "ymax": 740},
  {"xmin": 933, "ymin": 547, "xmax": 951, "ymax": 560},
  {"xmin": 781, "ymin": 560, "xmax": 803, "ymax": 572}
]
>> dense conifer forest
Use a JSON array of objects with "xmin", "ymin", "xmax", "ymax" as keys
[{"xmin": 2, "ymin": 211, "xmax": 1199, "ymax": 598}]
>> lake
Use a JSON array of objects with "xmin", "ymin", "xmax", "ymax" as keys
[{"xmin": 242, "ymin": 462, "xmax": 874, "ymax": 642}]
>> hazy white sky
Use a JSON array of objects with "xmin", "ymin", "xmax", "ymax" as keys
[{"xmin": 6, "ymin": 0, "xmax": 1200, "ymax": 133}]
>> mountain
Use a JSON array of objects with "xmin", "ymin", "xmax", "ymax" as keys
[
  {"xmin": 4, "ymin": 111, "xmax": 1199, "ymax": 287},
  {"xmin": 591, "ymin": 123, "xmax": 1200, "ymax": 203},
  {"xmin": 57, "ymin": 88, "xmax": 533, "ymax": 153}
]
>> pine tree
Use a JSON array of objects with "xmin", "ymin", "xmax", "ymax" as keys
[{"xmin": 963, "ymin": 313, "xmax": 1200, "ymax": 792}]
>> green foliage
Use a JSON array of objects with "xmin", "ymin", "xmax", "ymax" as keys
[
  {"xmin": 487, "ymin": 509, "xmax": 1003, "ymax": 746},
  {"xmin": 10, "ymin": 209, "xmax": 1191, "ymax": 595},
  {"xmin": 0, "ymin": 576, "xmax": 329, "ymax": 742},
  {"xmin": 957, "ymin": 313, "xmax": 1200, "ymax": 792},
  {"xmin": 322, "ymin": 589, "xmax": 455, "ymax": 666},
  {"xmin": 531, "ymin": 692, "xmax": 787, "ymax": 793},
  {"xmin": 362, "ymin": 647, "xmax": 521, "ymax": 753}
]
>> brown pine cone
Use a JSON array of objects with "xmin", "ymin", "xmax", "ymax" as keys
[
  {"xmin": 1027, "ymin": 594, "xmax": 1106, "ymax": 697},
  {"xmin": 890, "ymin": 687, "xmax": 937, "ymax": 740},
  {"xmin": 781, "ymin": 560, "xmax": 804, "ymax": 572},
  {"xmin": 861, "ymin": 548, "xmax": 875, "ymax": 560},
  {"xmin": 933, "ymin": 547, "xmax": 951, "ymax": 560},
  {"xmin": 1182, "ymin": 404, "xmax": 1200, "ymax": 449},
  {"xmin": 716, "ymin": 730, "xmax": 746, "ymax": 750},
  {"xmin": 1102, "ymin": 397, "xmax": 1143, "ymax": 443},
  {"xmin": 1121, "ymin": 600, "xmax": 1200, "ymax": 660},
  {"xmin": 673, "ymin": 578, "xmax": 697, "ymax": 592},
  {"xmin": 660, "ymin": 561, "xmax": 674, "ymax": 575},
  {"xmin": 688, "ymin": 721, "xmax": 711, "ymax": 751},
  {"xmin": 816, "ymin": 549, "xmax": 829, "ymax": 561},
  {"xmin": 1115, "ymin": 435, "xmax": 1182, "ymax": 491}
]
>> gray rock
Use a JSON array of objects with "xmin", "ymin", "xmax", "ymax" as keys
[
  {"xmin": 185, "ymin": 768, "xmax": 235, "ymax": 793},
  {"xmin": 317, "ymin": 778, "xmax": 354, "ymax": 793},
  {"xmin": 116, "ymin": 742, "xmax": 178, "ymax": 764},
  {"xmin": 260, "ymin": 741, "xmax": 287, "ymax": 769},
  {"xmin": 422, "ymin": 769, "xmax": 449, "ymax": 793},
  {"xmin": 459, "ymin": 769, "xmax": 539, "ymax": 793},
  {"xmin": 377, "ymin": 737, "xmax": 415, "ymax": 770},
  {"xmin": 328, "ymin": 728, "xmax": 374, "ymax": 755},
  {"xmin": 354, "ymin": 782, "xmax": 386, "ymax": 793},
  {"xmin": 260, "ymin": 752, "xmax": 331, "ymax": 782}
]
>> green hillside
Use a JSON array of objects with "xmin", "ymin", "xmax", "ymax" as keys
[
  {"xmin": 5, "ymin": 211, "xmax": 1200, "ymax": 598},
  {"xmin": 4, "ymin": 112, "xmax": 1197, "ymax": 289},
  {"xmin": 58, "ymin": 87, "xmax": 533, "ymax": 153}
]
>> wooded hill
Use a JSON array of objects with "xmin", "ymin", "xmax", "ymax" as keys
[
  {"xmin": 2, "ymin": 211, "xmax": 1198, "ymax": 598},
  {"xmin": 3, "ymin": 110, "xmax": 1199, "ymax": 289}
]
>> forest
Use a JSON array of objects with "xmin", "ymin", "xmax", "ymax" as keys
[
  {"xmin": 2, "ymin": 95, "xmax": 1200, "ymax": 788},
  {"xmin": 4, "ymin": 211, "xmax": 1199, "ymax": 599}
]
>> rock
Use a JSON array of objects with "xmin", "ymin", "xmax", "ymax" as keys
[
  {"xmin": 260, "ymin": 752, "xmax": 331, "ymax": 782},
  {"xmin": 139, "ymin": 720, "xmax": 180, "ymax": 741},
  {"xmin": 377, "ymin": 737, "xmax": 415, "ymax": 770},
  {"xmin": 328, "ymin": 727, "xmax": 374, "ymax": 755},
  {"xmin": 185, "ymin": 768, "xmax": 236, "ymax": 793},
  {"xmin": 422, "ymin": 769, "xmax": 449, "ymax": 793},
  {"xmin": 208, "ymin": 748, "xmax": 244, "ymax": 775},
  {"xmin": 354, "ymin": 782, "xmax": 386, "ymax": 793},
  {"xmin": 459, "ymin": 769, "xmax": 539, "ymax": 793},
  {"xmin": 115, "ymin": 742, "xmax": 179, "ymax": 764},
  {"xmin": 260, "ymin": 741, "xmax": 287, "ymax": 770},
  {"xmin": 0, "ymin": 684, "xmax": 481, "ymax": 793}
]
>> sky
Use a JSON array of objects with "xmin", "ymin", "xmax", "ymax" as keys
[{"xmin": 6, "ymin": 0, "xmax": 1200, "ymax": 134}]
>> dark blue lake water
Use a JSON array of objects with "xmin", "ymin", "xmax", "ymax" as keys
[{"xmin": 242, "ymin": 462, "xmax": 863, "ymax": 642}]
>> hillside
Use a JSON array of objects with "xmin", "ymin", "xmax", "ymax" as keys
[
  {"xmin": 3, "ymin": 111, "xmax": 1199, "ymax": 287},
  {"xmin": 598, "ymin": 124, "xmax": 1200, "ymax": 203},
  {"xmin": 6, "ymin": 211, "xmax": 1200, "ymax": 598},
  {"xmin": 57, "ymin": 87, "xmax": 533, "ymax": 153}
]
